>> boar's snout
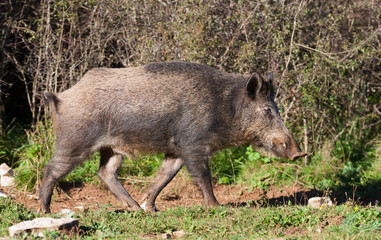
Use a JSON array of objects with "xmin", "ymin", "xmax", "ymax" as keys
[{"xmin": 272, "ymin": 135, "xmax": 307, "ymax": 161}]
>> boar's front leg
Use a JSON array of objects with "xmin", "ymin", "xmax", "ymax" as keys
[
  {"xmin": 98, "ymin": 148, "xmax": 141, "ymax": 211},
  {"xmin": 141, "ymin": 157, "xmax": 184, "ymax": 212},
  {"xmin": 184, "ymin": 153, "xmax": 219, "ymax": 207}
]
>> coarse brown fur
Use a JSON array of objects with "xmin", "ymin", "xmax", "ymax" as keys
[{"xmin": 40, "ymin": 62, "xmax": 305, "ymax": 213}]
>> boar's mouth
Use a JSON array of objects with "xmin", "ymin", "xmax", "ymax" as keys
[{"xmin": 271, "ymin": 136, "xmax": 307, "ymax": 161}]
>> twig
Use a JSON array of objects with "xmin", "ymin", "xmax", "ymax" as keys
[
  {"xmin": 283, "ymin": 0, "xmax": 305, "ymax": 77},
  {"xmin": 303, "ymin": 118, "xmax": 308, "ymax": 166},
  {"xmin": 282, "ymin": 95, "xmax": 295, "ymax": 123},
  {"xmin": 332, "ymin": 128, "xmax": 346, "ymax": 142},
  {"xmin": 294, "ymin": 43, "xmax": 337, "ymax": 61},
  {"xmin": 374, "ymin": 105, "xmax": 381, "ymax": 116},
  {"xmin": 118, "ymin": 177, "xmax": 154, "ymax": 183},
  {"xmin": 279, "ymin": 170, "xmax": 308, "ymax": 187},
  {"xmin": 295, "ymin": 27, "xmax": 381, "ymax": 62},
  {"xmin": 227, "ymin": 156, "xmax": 236, "ymax": 184},
  {"xmin": 57, "ymin": 186, "xmax": 73, "ymax": 200},
  {"xmin": 340, "ymin": 27, "xmax": 381, "ymax": 61},
  {"xmin": 267, "ymin": 163, "xmax": 302, "ymax": 169}
]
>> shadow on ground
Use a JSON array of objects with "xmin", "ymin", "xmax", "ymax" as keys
[
  {"xmin": 58, "ymin": 181, "xmax": 85, "ymax": 192},
  {"xmin": 225, "ymin": 180, "xmax": 381, "ymax": 208}
]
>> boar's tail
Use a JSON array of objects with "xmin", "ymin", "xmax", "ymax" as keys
[{"xmin": 41, "ymin": 91, "xmax": 60, "ymax": 112}]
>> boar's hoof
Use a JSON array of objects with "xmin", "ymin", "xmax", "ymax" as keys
[{"xmin": 141, "ymin": 201, "xmax": 158, "ymax": 212}]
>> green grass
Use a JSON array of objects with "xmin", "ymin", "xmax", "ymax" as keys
[
  {"xmin": 0, "ymin": 198, "xmax": 40, "ymax": 237},
  {"xmin": 0, "ymin": 197, "xmax": 380, "ymax": 239}
]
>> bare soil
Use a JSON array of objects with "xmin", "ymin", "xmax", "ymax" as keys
[{"xmin": 1, "ymin": 171, "xmax": 318, "ymax": 213}]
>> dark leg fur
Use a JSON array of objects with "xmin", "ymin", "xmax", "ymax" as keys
[
  {"xmin": 39, "ymin": 155, "xmax": 85, "ymax": 213},
  {"xmin": 141, "ymin": 157, "xmax": 184, "ymax": 212},
  {"xmin": 98, "ymin": 148, "xmax": 141, "ymax": 211},
  {"xmin": 184, "ymin": 155, "xmax": 219, "ymax": 207}
]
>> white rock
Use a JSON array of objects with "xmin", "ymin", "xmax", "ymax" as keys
[
  {"xmin": 8, "ymin": 217, "xmax": 78, "ymax": 237},
  {"xmin": 0, "ymin": 163, "xmax": 14, "ymax": 176},
  {"xmin": 1, "ymin": 175, "xmax": 14, "ymax": 187},
  {"xmin": 0, "ymin": 192, "xmax": 7, "ymax": 198},
  {"xmin": 308, "ymin": 197, "xmax": 333, "ymax": 208},
  {"xmin": 161, "ymin": 233, "xmax": 171, "ymax": 239},
  {"xmin": 173, "ymin": 230, "xmax": 186, "ymax": 238},
  {"xmin": 0, "ymin": 163, "xmax": 15, "ymax": 187},
  {"xmin": 27, "ymin": 194, "xmax": 39, "ymax": 200},
  {"xmin": 74, "ymin": 206, "xmax": 84, "ymax": 210},
  {"xmin": 59, "ymin": 209, "xmax": 74, "ymax": 215},
  {"xmin": 0, "ymin": 163, "xmax": 13, "ymax": 175}
]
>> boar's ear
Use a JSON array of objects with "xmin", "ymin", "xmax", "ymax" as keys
[{"xmin": 246, "ymin": 72, "xmax": 263, "ymax": 99}]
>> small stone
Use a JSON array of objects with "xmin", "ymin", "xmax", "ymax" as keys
[
  {"xmin": 0, "ymin": 192, "xmax": 7, "ymax": 198},
  {"xmin": 308, "ymin": 197, "xmax": 333, "ymax": 208},
  {"xmin": 27, "ymin": 194, "xmax": 39, "ymax": 200},
  {"xmin": 59, "ymin": 209, "xmax": 74, "ymax": 215},
  {"xmin": 8, "ymin": 217, "xmax": 78, "ymax": 237},
  {"xmin": 173, "ymin": 230, "xmax": 186, "ymax": 238},
  {"xmin": 0, "ymin": 163, "xmax": 13, "ymax": 175},
  {"xmin": 0, "ymin": 163, "xmax": 15, "ymax": 187},
  {"xmin": 161, "ymin": 233, "xmax": 171, "ymax": 239},
  {"xmin": 74, "ymin": 206, "xmax": 84, "ymax": 210},
  {"xmin": 1, "ymin": 175, "xmax": 14, "ymax": 187}
]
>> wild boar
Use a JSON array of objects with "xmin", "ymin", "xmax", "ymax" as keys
[{"xmin": 40, "ymin": 62, "xmax": 306, "ymax": 213}]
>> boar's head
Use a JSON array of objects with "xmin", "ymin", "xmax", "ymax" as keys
[{"xmin": 234, "ymin": 72, "xmax": 306, "ymax": 160}]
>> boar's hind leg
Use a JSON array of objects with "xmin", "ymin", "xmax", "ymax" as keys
[
  {"xmin": 98, "ymin": 148, "xmax": 141, "ymax": 211},
  {"xmin": 141, "ymin": 157, "xmax": 184, "ymax": 212},
  {"xmin": 40, "ymin": 155, "xmax": 84, "ymax": 213},
  {"xmin": 185, "ymin": 155, "xmax": 219, "ymax": 207}
]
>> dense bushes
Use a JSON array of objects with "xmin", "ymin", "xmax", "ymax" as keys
[{"xmin": 0, "ymin": 0, "xmax": 380, "ymax": 194}]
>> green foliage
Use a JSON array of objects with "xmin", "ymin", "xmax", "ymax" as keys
[
  {"xmin": 210, "ymin": 145, "xmax": 301, "ymax": 190},
  {"xmin": 62, "ymin": 152, "xmax": 163, "ymax": 185},
  {"xmin": 210, "ymin": 147, "xmax": 246, "ymax": 184},
  {"xmin": 121, "ymin": 154, "xmax": 164, "ymax": 178},
  {"xmin": 209, "ymin": 135, "xmax": 380, "ymax": 200},
  {"xmin": 64, "ymin": 155, "xmax": 100, "ymax": 184},
  {"xmin": 14, "ymin": 120, "xmax": 55, "ymax": 191}
]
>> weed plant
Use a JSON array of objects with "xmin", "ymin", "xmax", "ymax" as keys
[{"xmin": 13, "ymin": 120, "xmax": 55, "ymax": 191}]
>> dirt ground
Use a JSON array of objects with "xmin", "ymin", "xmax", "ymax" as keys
[{"xmin": 1, "ymin": 171, "xmax": 319, "ymax": 213}]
